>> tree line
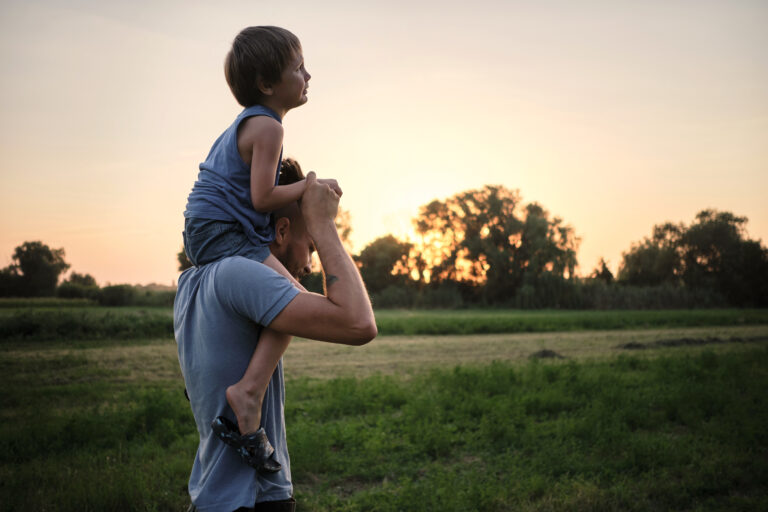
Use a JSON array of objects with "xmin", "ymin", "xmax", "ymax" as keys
[
  {"xmin": 0, "ymin": 241, "xmax": 174, "ymax": 306},
  {"xmin": 4, "ymin": 185, "xmax": 767, "ymax": 308},
  {"xmin": 328, "ymin": 186, "xmax": 766, "ymax": 308}
]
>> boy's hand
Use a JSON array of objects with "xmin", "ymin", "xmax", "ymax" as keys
[{"xmin": 317, "ymin": 178, "xmax": 342, "ymax": 197}]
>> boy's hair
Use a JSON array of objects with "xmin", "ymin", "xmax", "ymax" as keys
[
  {"xmin": 225, "ymin": 26, "xmax": 302, "ymax": 107},
  {"xmin": 278, "ymin": 158, "xmax": 304, "ymax": 185}
]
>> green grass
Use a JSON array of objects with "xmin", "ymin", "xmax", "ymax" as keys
[
  {"xmin": 1, "ymin": 341, "xmax": 767, "ymax": 511},
  {"xmin": 1, "ymin": 307, "xmax": 767, "ymax": 343}
]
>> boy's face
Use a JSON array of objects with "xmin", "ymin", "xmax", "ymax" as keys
[{"xmin": 272, "ymin": 50, "xmax": 311, "ymax": 110}]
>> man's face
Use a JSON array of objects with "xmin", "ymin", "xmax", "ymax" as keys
[{"xmin": 274, "ymin": 212, "xmax": 314, "ymax": 279}]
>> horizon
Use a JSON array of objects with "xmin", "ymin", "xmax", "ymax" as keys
[{"xmin": 1, "ymin": 0, "xmax": 766, "ymax": 286}]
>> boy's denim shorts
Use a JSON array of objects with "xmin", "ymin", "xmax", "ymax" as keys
[{"xmin": 183, "ymin": 217, "xmax": 271, "ymax": 267}]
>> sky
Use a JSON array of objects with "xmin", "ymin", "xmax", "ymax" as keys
[{"xmin": 0, "ymin": 0, "xmax": 766, "ymax": 285}]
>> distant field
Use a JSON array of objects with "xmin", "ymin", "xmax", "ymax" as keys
[
  {"xmin": 1, "ymin": 306, "xmax": 767, "ymax": 343},
  {"xmin": 1, "ymin": 331, "xmax": 766, "ymax": 511}
]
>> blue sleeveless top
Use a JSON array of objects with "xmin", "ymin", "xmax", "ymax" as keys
[{"xmin": 184, "ymin": 105, "xmax": 283, "ymax": 247}]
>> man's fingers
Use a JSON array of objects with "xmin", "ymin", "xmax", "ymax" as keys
[{"xmin": 305, "ymin": 171, "xmax": 317, "ymax": 185}]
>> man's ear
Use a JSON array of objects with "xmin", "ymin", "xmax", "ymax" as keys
[{"xmin": 274, "ymin": 217, "xmax": 291, "ymax": 245}]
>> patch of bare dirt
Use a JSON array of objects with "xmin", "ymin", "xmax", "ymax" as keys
[{"xmin": 529, "ymin": 349, "xmax": 566, "ymax": 359}]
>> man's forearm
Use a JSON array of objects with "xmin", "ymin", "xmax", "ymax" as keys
[{"xmin": 311, "ymin": 220, "xmax": 375, "ymax": 334}]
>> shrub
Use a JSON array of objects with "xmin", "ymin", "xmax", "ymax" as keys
[
  {"xmin": 97, "ymin": 285, "xmax": 137, "ymax": 306},
  {"xmin": 56, "ymin": 282, "xmax": 100, "ymax": 300},
  {"xmin": 416, "ymin": 284, "xmax": 464, "ymax": 309},
  {"xmin": 372, "ymin": 285, "xmax": 416, "ymax": 308}
]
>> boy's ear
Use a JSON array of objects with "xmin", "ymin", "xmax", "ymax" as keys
[
  {"xmin": 274, "ymin": 217, "xmax": 291, "ymax": 245},
  {"xmin": 257, "ymin": 76, "xmax": 273, "ymax": 96}
]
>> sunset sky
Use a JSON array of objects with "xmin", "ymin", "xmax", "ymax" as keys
[{"xmin": 1, "ymin": 0, "xmax": 766, "ymax": 286}]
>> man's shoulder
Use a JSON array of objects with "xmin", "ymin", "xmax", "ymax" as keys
[
  {"xmin": 176, "ymin": 256, "xmax": 299, "ymax": 328},
  {"xmin": 177, "ymin": 256, "xmax": 294, "ymax": 303},
  {"xmin": 177, "ymin": 257, "xmax": 266, "ymax": 290}
]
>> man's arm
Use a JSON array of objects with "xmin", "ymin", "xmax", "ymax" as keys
[{"xmin": 268, "ymin": 174, "xmax": 376, "ymax": 345}]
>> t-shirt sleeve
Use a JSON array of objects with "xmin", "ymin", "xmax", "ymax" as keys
[{"xmin": 213, "ymin": 256, "xmax": 300, "ymax": 326}]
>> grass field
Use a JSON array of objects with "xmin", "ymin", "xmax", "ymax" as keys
[{"xmin": 1, "ymin": 309, "xmax": 767, "ymax": 511}]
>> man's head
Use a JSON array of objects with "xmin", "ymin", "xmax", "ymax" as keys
[
  {"xmin": 224, "ymin": 26, "xmax": 303, "ymax": 108},
  {"xmin": 271, "ymin": 158, "xmax": 314, "ymax": 279}
]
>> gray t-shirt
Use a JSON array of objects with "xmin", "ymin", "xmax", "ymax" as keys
[{"xmin": 174, "ymin": 256, "xmax": 300, "ymax": 512}]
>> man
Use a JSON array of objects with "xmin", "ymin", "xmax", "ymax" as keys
[{"xmin": 175, "ymin": 166, "xmax": 376, "ymax": 512}]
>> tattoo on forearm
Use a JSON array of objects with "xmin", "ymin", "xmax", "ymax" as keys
[{"xmin": 326, "ymin": 274, "xmax": 339, "ymax": 287}]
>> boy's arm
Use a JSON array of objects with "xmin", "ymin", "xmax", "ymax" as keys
[
  {"xmin": 239, "ymin": 116, "xmax": 307, "ymax": 212},
  {"xmin": 268, "ymin": 174, "xmax": 376, "ymax": 345}
]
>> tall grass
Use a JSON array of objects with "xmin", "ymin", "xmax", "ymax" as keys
[
  {"xmin": 1, "ymin": 307, "xmax": 766, "ymax": 342},
  {"xmin": 0, "ymin": 297, "xmax": 96, "ymax": 308},
  {"xmin": 0, "ymin": 309, "xmax": 173, "ymax": 342}
]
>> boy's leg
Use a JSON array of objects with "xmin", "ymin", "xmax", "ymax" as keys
[
  {"xmin": 226, "ymin": 327, "xmax": 290, "ymax": 435},
  {"xmin": 225, "ymin": 254, "xmax": 304, "ymax": 435}
]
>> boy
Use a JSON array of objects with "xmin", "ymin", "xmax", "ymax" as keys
[{"xmin": 183, "ymin": 26, "xmax": 339, "ymax": 471}]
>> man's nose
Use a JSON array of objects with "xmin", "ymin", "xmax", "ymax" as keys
[{"xmin": 302, "ymin": 263, "xmax": 312, "ymax": 276}]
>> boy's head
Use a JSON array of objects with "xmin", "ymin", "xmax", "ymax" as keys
[{"xmin": 225, "ymin": 26, "xmax": 302, "ymax": 107}]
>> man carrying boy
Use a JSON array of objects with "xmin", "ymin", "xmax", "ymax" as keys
[
  {"xmin": 183, "ymin": 26, "xmax": 343, "ymax": 467},
  {"xmin": 175, "ymin": 168, "xmax": 376, "ymax": 512}
]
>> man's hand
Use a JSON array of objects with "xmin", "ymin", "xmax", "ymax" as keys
[
  {"xmin": 317, "ymin": 178, "xmax": 342, "ymax": 197},
  {"xmin": 302, "ymin": 172, "xmax": 340, "ymax": 237}
]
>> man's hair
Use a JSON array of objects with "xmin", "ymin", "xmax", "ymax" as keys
[
  {"xmin": 274, "ymin": 158, "xmax": 305, "ymax": 223},
  {"xmin": 224, "ymin": 26, "xmax": 302, "ymax": 107},
  {"xmin": 278, "ymin": 157, "xmax": 304, "ymax": 186}
]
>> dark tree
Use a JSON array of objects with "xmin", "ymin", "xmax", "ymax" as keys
[
  {"xmin": 412, "ymin": 185, "xmax": 579, "ymax": 303},
  {"xmin": 5, "ymin": 241, "xmax": 70, "ymax": 297},
  {"xmin": 0, "ymin": 267, "xmax": 22, "ymax": 297},
  {"xmin": 617, "ymin": 210, "xmax": 768, "ymax": 306},
  {"xmin": 355, "ymin": 235, "xmax": 413, "ymax": 294},
  {"xmin": 618, "ymin": 222, "xmax": 683, "ymax": 286},
  {"xmin": 67, "ymin": 271, "xmax": 97, "ymax": 287},
  {"xmin": 680, "ymin": 210, "xmax": 768, "ymax": 305},
  {"xmin": 590, "ymin": 258, "xmax": 614, "ymax": 284}
]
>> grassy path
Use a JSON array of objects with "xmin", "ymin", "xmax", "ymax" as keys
[
  {"xmin": 4, "ymin": 325, "xmax": 767, "ymax": 384},
  {"xmin": 285, "ymin": 324, "xmax": 768, "ymax": 379}
]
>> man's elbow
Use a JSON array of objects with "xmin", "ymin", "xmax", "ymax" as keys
[{"xmin": 348, "ymin": 319, "xmax": 377, "ymax": 346}]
